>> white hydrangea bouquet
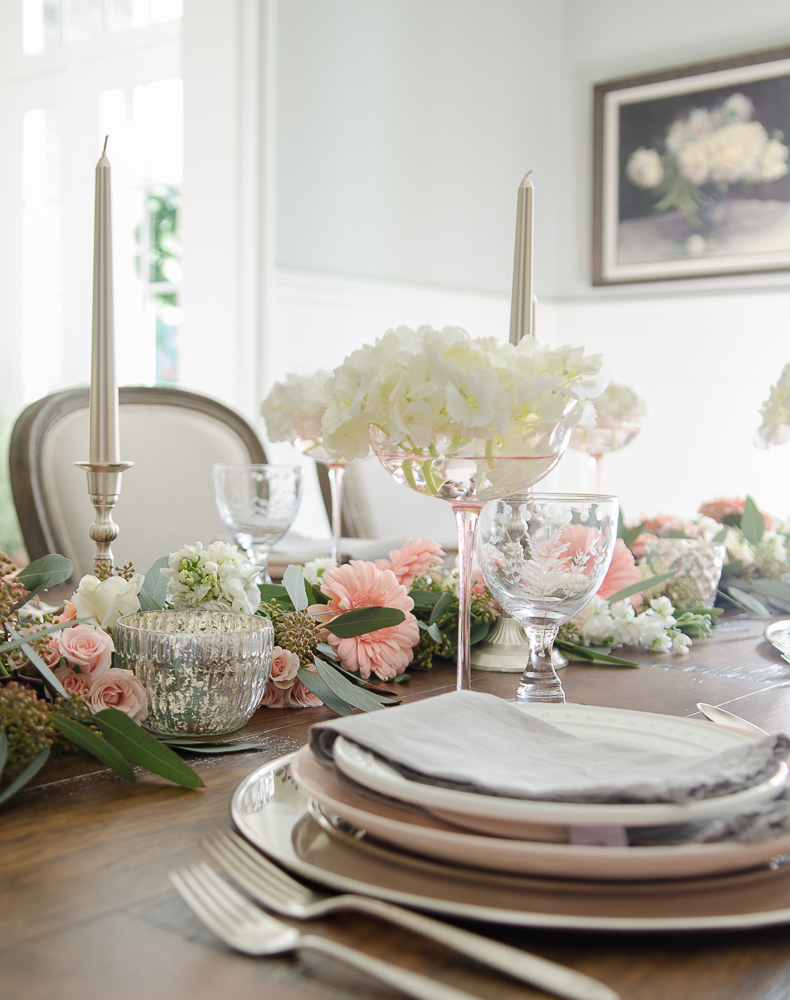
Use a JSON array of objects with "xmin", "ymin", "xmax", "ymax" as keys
[
  {"xmin": 260, "ymin": 369, "xmax": 333, "ymax": 450},
  {"xmin": 756, "ymin": 363, "xmax": 790, "ymax": 448},
  {"xmin": 322, "ymin": 325, "xmax": 607, "ymax": 464}
]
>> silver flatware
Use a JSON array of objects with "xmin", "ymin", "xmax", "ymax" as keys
[
  {"xmin": 170, "ymin": 862, "xmax": 481, "ymax": 1000},
  {"xmin": 696, "ymin": 703, "xmax": 768, "ymax": 738},
  {"xmin": 203, "ymin": 830, "xmax": 620, "ymax": 1000}
]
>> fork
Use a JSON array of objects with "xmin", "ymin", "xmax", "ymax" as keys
[
  {"xmin": 202, "ymin": 831, "xmax": 620, "ymax": 1000},
  {"xmin": 170, "ymin": 862, "xmax": 485, "ymax": 1000}
]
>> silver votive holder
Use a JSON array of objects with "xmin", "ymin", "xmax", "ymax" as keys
[
  {"xmin": 644, "ymin": 538, "xmax": 726, "ymax": 610},
  {"xmin": 114, "ymin": 610, "xmax": 274, "ymax": 736}
]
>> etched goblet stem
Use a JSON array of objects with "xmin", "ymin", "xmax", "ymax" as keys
[
  {"xmin": 452, "ymin": 504, "xmax": 481, "ymax": 692},
  {"xmin": 516, "ymin": 624, "xmax": 565, "ymax": 703},
  {"xmin": 328, "ymin": 463, "xmax": 346, "ymax": 565}
]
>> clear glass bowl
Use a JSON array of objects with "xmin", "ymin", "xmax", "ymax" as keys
[{"xmin": 114, "ymin": 610, "xmax": 274, "ymax": 736}]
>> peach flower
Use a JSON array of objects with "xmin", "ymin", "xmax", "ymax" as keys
[
  {"xmin": 629, "ymin": 532, "xmax": 655, "ymax": 560},
  {"xmin": 319, "ymin": 561, "xmax": 420, "ymax": 680},
  {"xmin": 260, "ymin": 683, "xmax": 290, "ymax": 709},
  {"xmin": 53, "ymin": 665, "xmax": 92, "ymax": 696},
  {"xmin": 288, "ymin": 675, "xmax": 323, "ymax": 708},
  {"xmin": 598, "ymin": 538, "xmax": 643, "ymax": 604},
  {"xmin": 57, "ymin": 600, "xmax": 77, "ymax": 623},
  {"xmin": 269, "ymin": 646, "xmax": 300, "ymax": 690},
  {"xmin": 699, "ymin": 497, "xmax": 775, "ymax": 530},
  {"xmin": 58, "ymin": 624, "xmax": 114, "ymax": 678},
  {"xmin": 88, "ymin": 668, "xmax": 147, "ymax": 723},
  {"xmin": 375, "ymin": 538, "xmax": 445, "ymax": 588}
]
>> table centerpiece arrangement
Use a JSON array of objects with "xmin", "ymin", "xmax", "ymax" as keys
[{"xmin": 320, "ymin": 324, "xmax": 608, "ymax": 691}]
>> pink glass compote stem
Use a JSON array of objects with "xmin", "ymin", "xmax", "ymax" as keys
[
  {"xmin": 371, "ymin": 422, "xmax": 572, "ymax": 692},
  {"xmin": 589, "ymin": 453, "xmax": 602, "ymax": 494},
  {"xmin": 327, "ymin": 462, "xmax": 346, "ymax": 564}
]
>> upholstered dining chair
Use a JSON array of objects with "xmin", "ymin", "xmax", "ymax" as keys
[{"xmin": 10, "ymin": 386, "xmax": 267, "ymax": 580}]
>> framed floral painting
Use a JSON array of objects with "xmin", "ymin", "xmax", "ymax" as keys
[{"xmin": 593, "ymin": 45, "xmax": 790, "ymax": 284}]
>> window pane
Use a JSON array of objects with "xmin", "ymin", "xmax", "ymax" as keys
[
  {"xmin": 149, "ymin": 0, "xmax": 181, "ymax": 24},
  {"xmin": 68, "ymin": 0, "xmax": 103, "ymax": 42},
  {"xmin": 147, "ymin": 186, "xmax": 180, "ymax": 283},
  {"xmin": 23, "ymin": 0, "xmax": 60, "ymax": 55},
  {"xmin": 155, "ymin": 292, "xmax": 181, "ymax": 384},
  {"xmin": 110, "ymin": 0, "xmax": 149, "ymax": 32},
  {"xmin": 22, "ymin": 108, "xmax": 62, "ymax": 402}
]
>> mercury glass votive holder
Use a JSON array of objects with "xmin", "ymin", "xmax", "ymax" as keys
[
  {"xmin": 114, "ymin": 610, "xmax": 274, "ymax": 736},
  {"xmin": 643, "ymin": 538, "xmax": 726, "ymax": 610}
]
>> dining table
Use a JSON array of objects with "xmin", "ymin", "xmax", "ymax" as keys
[{"xmin": 4, "ymin": 612, "xmax": 790, "ymax": 1000}]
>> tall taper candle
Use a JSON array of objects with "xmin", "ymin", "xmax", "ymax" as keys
[
  {"xmin": 509, "ymin": 171, "xmax": 534, "ymax": 344},
  {"xmin": 89, "ymin": 136, "xmax": 120, "ymax": 464}
]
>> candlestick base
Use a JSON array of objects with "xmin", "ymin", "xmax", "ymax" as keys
[
  {"xmin": 470, "ymin": 614, "xmax": 568, "ymax": 672},
  {"xmin": 75, "ymin": 460, "xmax": 134, "ymax": 568}
]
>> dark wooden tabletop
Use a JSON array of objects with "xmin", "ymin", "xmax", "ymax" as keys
[{"xmin": 4, "ymin": 614, "xmax": 790, "ymax": 1000}]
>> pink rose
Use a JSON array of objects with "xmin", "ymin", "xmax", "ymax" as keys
[
  {"xmin": 260, "ymin": 683, "xmax": 290, "ymax": 709},
  {"xmin": 269, "ymin": 646, "xmax": 300, "ymax": 690},
  {"xmin": 375, "ymin": 537, "xmax": 445, "ymax": 588},
  {"xmin": 288, "ymin": 676, "xmax": 322, "ymax": 708},
  {"xmin": 88, "ymin": 668, "xmax": 148, "ymax": 723},
  {"xmin": 58, "ymin": 624, "xmax": 114, "ymax": 677},
  {"xmin": 54, "ymin": 665, "xmax": 92, "ymax": 696}
]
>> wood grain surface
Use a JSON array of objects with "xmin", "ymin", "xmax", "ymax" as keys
[{"xmin": 3, "ymin": 613, "xmax": 790, "ymax": 1000}]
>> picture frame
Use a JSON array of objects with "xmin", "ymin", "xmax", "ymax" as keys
[{"xmin": 593, "ymin": 45, "xmax": 790, "ymax": 285}]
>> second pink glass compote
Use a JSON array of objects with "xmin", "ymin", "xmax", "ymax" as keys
[
  {"xmin": 371, "ymin": 419, "xmax": 573, "ymax": 690},
  {"xmin": 570, "ymin": 383, "xmax": 645, "ymax": 492}
]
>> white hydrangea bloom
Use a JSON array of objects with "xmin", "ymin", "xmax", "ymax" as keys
[
  {"xmin": 589, "ymin": 382, "xmax": 646, "ymax": 421},
  {"xmin": 302, "ymin": 557, "xmax": 336, "ymax": 586},
  {"xmin": 625, "ymin": 148, "xmax": 663, "ymax": 189},
  {"xmin": 322, "ymin": 325, "xmax": 606, "ymax": 461},
  {"xmin": 260, "ymin": 370, "xmax": 333, "ymax": 442},
  {"xmin": 162, "ymin": 541, "xmax": 260, "ymax": 615},
  {"xmin": 756, "ymin": 363, "xmax": 790, "ymax": 448}
]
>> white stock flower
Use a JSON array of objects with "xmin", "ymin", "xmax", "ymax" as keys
[
  {"xmin": 625, "ymin": 148, "xmax": 663, "ymax": 189},
  {"xmin": 756, "ymin": 363, "xmax": 790, "ymax": 448},
  {"xmin": 322, "ymin": 325, "xmax": 606, "ymax": 462},
  {"xmin": 162, "ymin": 541, "xmax": 260, "ymax": 615},
  {"xmin": 302, "ymin": 557, "xmax": 336, "ymax": 586},
  {"xmin": 261, "ymin": 370, "xmax": 333, "ymax": 442},
  {"xmin": 71, "ymin": 573, "xmax": 144, "ymax": 631}
]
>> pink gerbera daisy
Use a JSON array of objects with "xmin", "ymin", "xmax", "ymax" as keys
[{"xmin": 318, "ymin": 561, "xmax": 420, "ymax": 680}]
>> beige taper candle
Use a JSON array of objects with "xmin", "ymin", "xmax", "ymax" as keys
[
  {"xmin": 509, "ymin": 171, "xmax": 535, "ymax": 344},
  {"xmin": 89, "ymin": 136, "xmax": 120, "ymax": 464}
]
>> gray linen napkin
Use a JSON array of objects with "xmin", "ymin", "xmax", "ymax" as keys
[{"xmin": 310, "ymin": 690, "xmax": 790, "ymax": 805}]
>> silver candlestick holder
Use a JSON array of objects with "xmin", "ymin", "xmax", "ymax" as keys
[{"xmin": 75, "ymin": 460, "xmax": 134, "ymax": 568}]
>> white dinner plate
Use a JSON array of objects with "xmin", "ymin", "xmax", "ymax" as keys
[
  {"xmin": 231, "ymin": 755, "xmax": 790, "ymax": 932},
  {"xmin": 332, "ymin": 703, "xmax": 788, "ymax": 834},
  {"xmin": 290, "ymin": 745, "xmax": 790, "ymax": 882},
  {"xmin": 765, "ymin": 620, "xmax": 790, "ymax": 655}
]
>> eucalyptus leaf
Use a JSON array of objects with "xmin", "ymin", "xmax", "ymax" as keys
[
  {"xmin": 554, "ymin": 639, "xmax": 638, "ymax": 667},
  {"xmin": 316, "ymin": 642, "xmax": 338, "ymax": 659},
  {"xmin": 16, "ymin": 554, "xmax": 74, "ymax": 592},
  {"xmin": 0, "ymin": 617, "xmax": 85, "ymax": 655},
  {"xmin": 712, "ymin": 526, "xmax": 728, "ymax": 544},
  {"xmin": 315, "ymin": 659, "xmax": 386, "ymax": 711},
  {"xmin": 725, "ymin": 586, "xmax": 771, "ymax": 618},
  {"xmin": 141, "ymin": 556, "xmax": 169, "ymax": 611},
  {"xmin": 6, "ymin": 626, "xmax": 69, "ymax": 699},
  {"xmin": 93, "ymin": 709, "xmax": 203, "ymax": 787},
  {"xmin": 316, "ymin": 658, "xmax": 399, "ymax": 703},
  {"xmin": 0, "ymin": 748, "xmax": 50, "ymax": 805},
  {"xmin": 751, "ymin": 578, "xmax": 790, "ymax": 602},
  {"xmin": 303, "ymin": 578, "xmax": 327, "ymax": 606},
  {"xmin": 606, "ymin": 572, "xmax": 676, "ymax": 605},
  {"xmin": 720, "ymin": 559, "xmax": 743, "ymax": 580},
  {"xmin": 428, "ymin": 591, "xmax": 453, "ymax": 626},
  {"xmin": 325, "ymin": 606, "xmax": 405, "ymax": 638},
  {"xmin": 470, "ymin": 620, "xmax": 491, "ymax": 644},
  {"xmin": 0, "ymin": 730, "xmax": 6, "ymax": 775},
  {"xmin": 767, "ymin": 596, "xmax": 790, "ymax": 614},
  {"xmin": 408, "ymin": 590, "xmax": 443, "ymax": 609},
  {"xmin": 283, "ymin": 565, "xmax": 309, "ymax": 612},
  {"xmin": 741, "ymin": 495, "xmax": 765, "ymax": 546},
  {"xmin": 427, "ymin": 622, "xmax": 443, "ymax": 644},
  {"xmin": 297, "ymin": 667, "xmax": 353, "ymax": 716},
  {"xmin": 50, "ymin": 715, "xmax": 135, "ymax": 780},
  {"xmin": 166, "ymin": 743, "xmax": 261, "ymax": 755},
  {"xmin": 617, "ymin": 514, "xmax": 645, "ymax": 549},
  {"xmin": 259, "ymin": 583, "xmax": 289, "ymax": 602}
]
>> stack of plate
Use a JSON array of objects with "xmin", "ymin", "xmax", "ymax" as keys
[{"xmin": 232, "ymin": 703, "xmax": 790, "ymax": 932}]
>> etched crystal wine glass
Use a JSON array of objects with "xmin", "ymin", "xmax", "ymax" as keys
[
  {"xmin": 477, "ymin": 494, "xmax": 619, "ymax": 703},
  {"xmin": 370, "ymin": 418, "xmax": 573, "ymax": 691},
  {"xmin": 213, "ymin": 465, "xmax": 303, "ymax": 585}
]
